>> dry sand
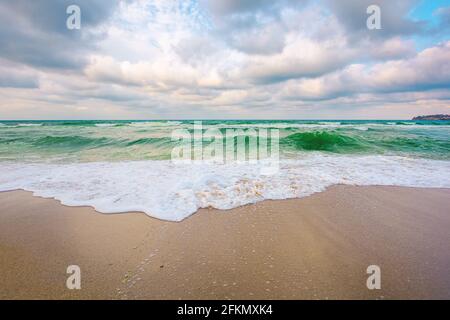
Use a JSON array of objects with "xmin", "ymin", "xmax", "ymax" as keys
[{"xmin": 0, "ymin": 186, "xmax": 449, "ymax": 300}]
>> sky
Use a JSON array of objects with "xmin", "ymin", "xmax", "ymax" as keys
[{"xmin": 0, "ymin": 0, "xmax": 449, "ymax": 120}]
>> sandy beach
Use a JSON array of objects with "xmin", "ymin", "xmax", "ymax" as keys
[{"xmin": 0, "ymin": 186, "xmax": 449, "ymax": 300}]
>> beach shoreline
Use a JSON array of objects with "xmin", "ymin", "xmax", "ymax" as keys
[{"xmin": 0, "ymin": 186, "xmax": 449, "ymax": 299}]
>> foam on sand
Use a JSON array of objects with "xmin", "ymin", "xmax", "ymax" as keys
[{"xmin": 0, "ymin": 155, "xmax": 449, "ymax": 221}]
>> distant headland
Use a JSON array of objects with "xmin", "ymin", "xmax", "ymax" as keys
[{"xmin": 412, "ymin": 114, "xmax": 450, "ymax": 120}]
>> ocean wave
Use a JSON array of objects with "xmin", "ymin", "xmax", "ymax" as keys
[
  {"xmin": 281, "ymin": 131, "xmax": 367, "ymax": 152},
  {"xmin": 318, "ymin": 121, "xmax": 341, "ymax": 125},
  {"xmin": 280, "ymin": 130, "xmax": 450, "ymax": 155},
  {"xmin": 94, "ymin": 123, "xmax": 119, "ymax": 127},
  {"xmin": 33, "ymin": 135, "xmax": 114, "ymax": 149},
  {"xmin": 0, "ymin": 124, "xmax": 14, "ymax": 128},
  {"xmin": 353, "ymin": 126, "xmax": 369, "ymax": 131},
  {"xmin": 17, "ymin": 123, "xmax": 43, "ymax": 127},
  {"xmin": 126, "ymin": 137, "xmax": 172, "ymax": 146},
  {"xmin": 57, "ymin": 121, "xmax": 98, "ymax": 126},
  {"xmin": 129, "ymin": 121, "xmax": 182, "ymax": 127},
  {"xmin": 0, "ymin": 155, "xmax": 449, "ymax": 221},
  {"xmin": 365, "ymin": 123, "xmax": 450, "ymax": 129},
  {"xmin": 206, "ymin": 123, "xmax": 344, "ymax": 129},
  {"xmin": 0, "ymin": 123, "xmax": 44, "ymax": 128}
]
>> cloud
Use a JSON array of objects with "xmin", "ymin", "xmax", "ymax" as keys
[
  {"xmin": 435, "ymin": 6, "xmax": 450, "ymax": 32},
  {"xmin": 84, "ymin": 54, "xmax": 236, "ymax": 90},
  {"xmin": 281, "ymin": 41, "xmax": 450, "ymax": 100},
  {"xmin": 0, "ymin": 64, "xmax": 39, "ymax": 88},
  {"xmin": 0, "ymin": 0, "xmax": 118, "ymax": 69},
  {"xmin": 87, "ymin": 3, "xmax": 358, "ymax": 89},
  {"xmin": 227, "ymin": 21, "xmax": 286, "ymax": 55},
  {"xmin": 200, "ymin": 0, "xmax": 302, "ymax": 16},
  {"xmin": 0, "ymin": 0, "xmax": 449, "ymax": 119},
  {"xmin": 369, "ymin": 37, "xmax": 416, "ymax": 60},
  {"xmin": 324, "ymin": 0, "xmax": 425, "ymax": 38}
]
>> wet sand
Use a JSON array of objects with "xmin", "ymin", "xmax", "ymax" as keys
[{"xmin": 0, "ymin": 186, "xmax": 449, "ymax": 300}]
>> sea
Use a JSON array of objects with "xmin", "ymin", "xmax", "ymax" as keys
[{"xmin": 0, "ymin": 120, "xmax": 449, "ymax": 221}]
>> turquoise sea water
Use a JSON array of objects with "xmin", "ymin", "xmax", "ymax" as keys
[{"xmin": 1, "ymin": 120, "xmax": 449, "ymax": 162}]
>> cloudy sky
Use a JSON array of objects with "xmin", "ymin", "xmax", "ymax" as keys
[{"xmin": 0, "ymin": 0, "xmax": 449, "ymax": 120}]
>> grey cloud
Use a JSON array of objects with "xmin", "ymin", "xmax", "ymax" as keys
[
  {"xmin": 0, "ymin": 78, "xmax": 37, "ymax": 89},
  {"xmin": 0, "ymin": 66, "xmax": 39, "ymax": 88},
  {"xmin": 2, "ymin": 0, "xmax": 117, "ymax": 34},
  {"xmin": 200, "ymin": 0, "xmax": 301, "ymax": 16},
  {"xmin": 324, "ymin": 0, "xmax": 424, "ymax": 38},
  {"xmin": 281, "ymin": 41, "xmax": 450, "ymax": 101},
  {"xmin": 434, "ymin": 6, "xmax": 450, "ymax": 33},
  {"xmin": 203, "ymin": 0, "xmax": 308, "ymax": 55},
  {"xmin": 174, "ymin": 36, "xmax": 223, "ymax": 67},
  {"xmin": 228, "ymin": 22, "xmax": 286, "ymax": 55},
  {"xmin": 0, "ymin": 0, "xmax": 119, "ymax": 69},
  {"xmin": 243, "ymin": 45, "xmax": 357, "ymax": 85}
]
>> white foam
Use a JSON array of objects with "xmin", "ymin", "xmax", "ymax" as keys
[
  {"xmin": 17, "ymin": 123, "xmax": 43, "ymax": 127},
  {"xmin": 353, "ymin": 126, "xmax": 369, "ymax": 131},
  {"xmin": 94, "ymin": 123, "xmax": 117, "ymax": 127},
  {"xmin": 0, "ymin": 155, "xmax": 449, "ymax": 221},
  {"xmin": 208, "ymin": 123, "xmax": 343, "ymax": 129},
  {"xmin": 366, "ymin": 123, "xmax": 450, "ymax": 129},
  {"xmin": 318, "ymin": 121, "xmax": 341, "ymax": 125},
  {"xmin": 0, "ymin": 124, "xmax": 15, "ymax": 128},
  {"xmin": 129, "ymin": 121, "xmax": 182, "ymax": 127}
]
